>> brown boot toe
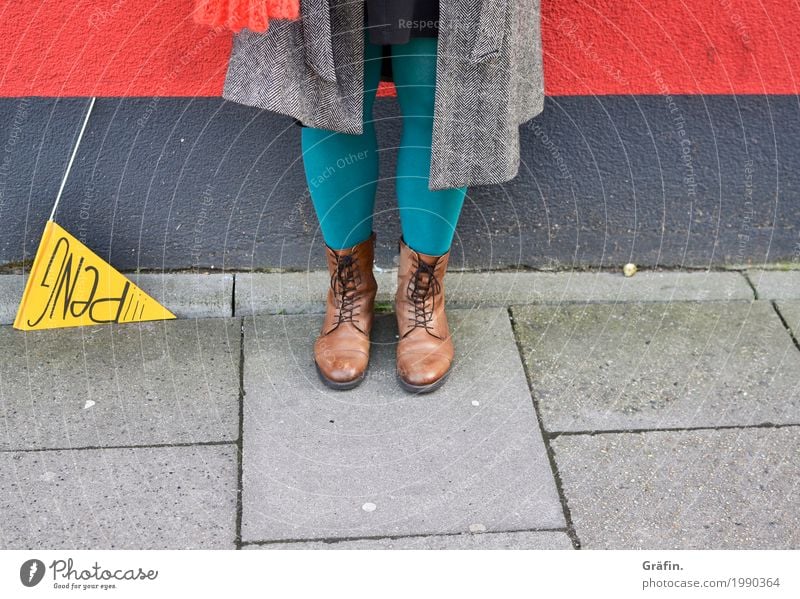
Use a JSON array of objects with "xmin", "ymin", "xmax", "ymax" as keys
[
  {"xmin": 397, "ymin": 351, "xmax": 452, "ymax": 390},
  {"xmin": 314, "ymin": 346, "xmax": 370, "ymax": 386}
]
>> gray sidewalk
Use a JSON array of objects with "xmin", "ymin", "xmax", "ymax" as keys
[{"xmin": 0, "ymin": 269, "xmax": 798, "ymax": 549}]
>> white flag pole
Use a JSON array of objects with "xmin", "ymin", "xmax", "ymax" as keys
[{"xmin": 48, "ymin": 96, "xmax": 96, "ymax": 222}]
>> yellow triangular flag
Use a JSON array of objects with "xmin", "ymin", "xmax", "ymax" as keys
[{"xmin": 14, "ymin": 221, "xmax": 176, "ymax": 331}]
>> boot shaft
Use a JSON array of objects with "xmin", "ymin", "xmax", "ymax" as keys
[
  {"xmin": 321, "ymin": 233, "xmax": 378, "ymax": 335},
  {"xmin": 395, "ymin": 237, "xmax": 450, "ymax": 340}
]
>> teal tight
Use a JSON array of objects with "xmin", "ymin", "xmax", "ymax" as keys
[{"xmin": 300, "ymin": 33, "xmax": 467, "ymax": 256}]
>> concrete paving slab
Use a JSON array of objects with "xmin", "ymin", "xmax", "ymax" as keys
[
  {"xmin": 551, "ymin": 427, "xmax": 800, "ymax": 549},
  {"xmin": 128, "ymin": 273, "xmax": 234, "ymax": 318},
  {"xmin": 0, "ymin": 318, "xmax": 240, "ymax": 450},
  {"xmin": 245, "ymin": 530, "xmax": 574, "ymax": 549},
  {"xmin": 747, "ymin": 270, "xmax": 800, "ymax": 300},
  {"xmin": 0, "ymin": 445, "xmax": 238, "ymax": 549},
  {"xmin": 0, "ymin": 274, "xmax": 24, "ymax": 325},
  {"xmin": 241, "ymin": 308, "xmax": 564, "ymax": 543},
  {"xmin": 235, "ymin": 271, "xmax": 753, "ymax": 315},
  {"xmin": 512, "ymin": 301, "xmax": 800, "ymax": 432}
]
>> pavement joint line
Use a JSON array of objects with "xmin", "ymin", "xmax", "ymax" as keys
[
  {"xmin": 466, "ymin": 299, "xmax": 761, "ymax": 307},
  {"xmin": 235, "ymin": 317, "xmax": 245, "ymax": 550},
  {"xmin": 546, "ymin": 422, "xmax": 800, "ymax": 438},
  {"xmin": 506, "ymin": 307, "xmax": 582, "ymax": 550},
  {"xmin": 231, "ymin": 273, "xmax": 236, "ymax": 318},
  {"xmin": 229, "ymin": 299, "xmax": 764, "ymax": 319},
  {"xmin": 239, "ymin": 527, "xmax": 572, "ymax": 548},
  {"xmin": 113, "ymin": 266, "xmax": 795, "ymax": 274},
  {"xmin": 3, "ymin": 266, "xmax": 800, "ymax": 276},
  {"xmin": 0, "ymin": 439, "xmax": 238, "ymax": 454},
  {"xmin": 242, "ymin": 297, "xmax": 759, "ymax": 313},
  {"xmin": 0, "ymin": 300, "xmax": 773, "ymax": 328},
  {"xmin": 770, "ymin": 300, "xmax": 800, "ymax": 354},
  {"xmin": 742, "ymin": 271, "xmax": 759, "ymax": 299},
  {"xmin": 504, "ymin": 299, "xmax": 757, "ymax": 306}
]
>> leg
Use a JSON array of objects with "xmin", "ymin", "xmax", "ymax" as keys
[
  {"xmin": 390, "ymin": 37, "xmax": 467, "ymax": 256},
  {"xmin": 300, "ymin": 30, "xmax": 383, "ymax": 249},
  {"xmin": 306, "ymin": 31, "xmax": 383, "ymax": 390},
  {"xmin": 391, "ymin": 37, "xmax": 463, "ymax": 393}
]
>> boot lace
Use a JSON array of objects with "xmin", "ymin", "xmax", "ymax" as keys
[
  {"xmin": 330, "ymin": 253, "xmax": 364, "ymax": 331},
  {"xmin": 405, "ymin": 258, "xmax": 442, "ymax": 337}
]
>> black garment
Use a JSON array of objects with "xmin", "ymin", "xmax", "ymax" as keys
[
  {"xmin": 294, "ymin": 1, "xmax": 439, "ymax": 127},
  {"xmin": 367, "ymin": 0, "xmax": 440, "ymax": 83},
  {"xmin": 365, "ymin": 0, "xmax": 440, "ymax": 45}
]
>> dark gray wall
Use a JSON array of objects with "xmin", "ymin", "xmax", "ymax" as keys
[{"xmin": 1, "ymin": 95, "xmax": 798, "ymax": 271}]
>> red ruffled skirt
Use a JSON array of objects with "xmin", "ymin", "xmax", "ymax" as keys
[{"xmin": 193, "ymin": 0, "xmax": 300, "ymax": 33}]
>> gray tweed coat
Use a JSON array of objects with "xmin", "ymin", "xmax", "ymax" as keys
[{"xmin": 222, "ymin": 0, "xmax": 544, "ymax": 190}]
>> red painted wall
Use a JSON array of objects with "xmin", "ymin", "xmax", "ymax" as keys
[{"xmin": 1, "ymin": 0, "xmax": 798, "ymax": 97}]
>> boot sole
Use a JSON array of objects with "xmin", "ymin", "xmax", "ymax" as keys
[
  {"xmin": 314, "ymin": 360, "xmax": 366, "ymax": 391},
  {"xmin": 396, "ymin": 368, "xmax": 451, "ymax": 394}
]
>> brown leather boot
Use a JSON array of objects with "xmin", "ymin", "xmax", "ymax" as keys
[
  {"xmin": 313, "ymin": 233, "xmax": 378, "ymax": 390},
  {"xmin": 395, "ymin": 237, "xmax": 454, "ymax": 393}
]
